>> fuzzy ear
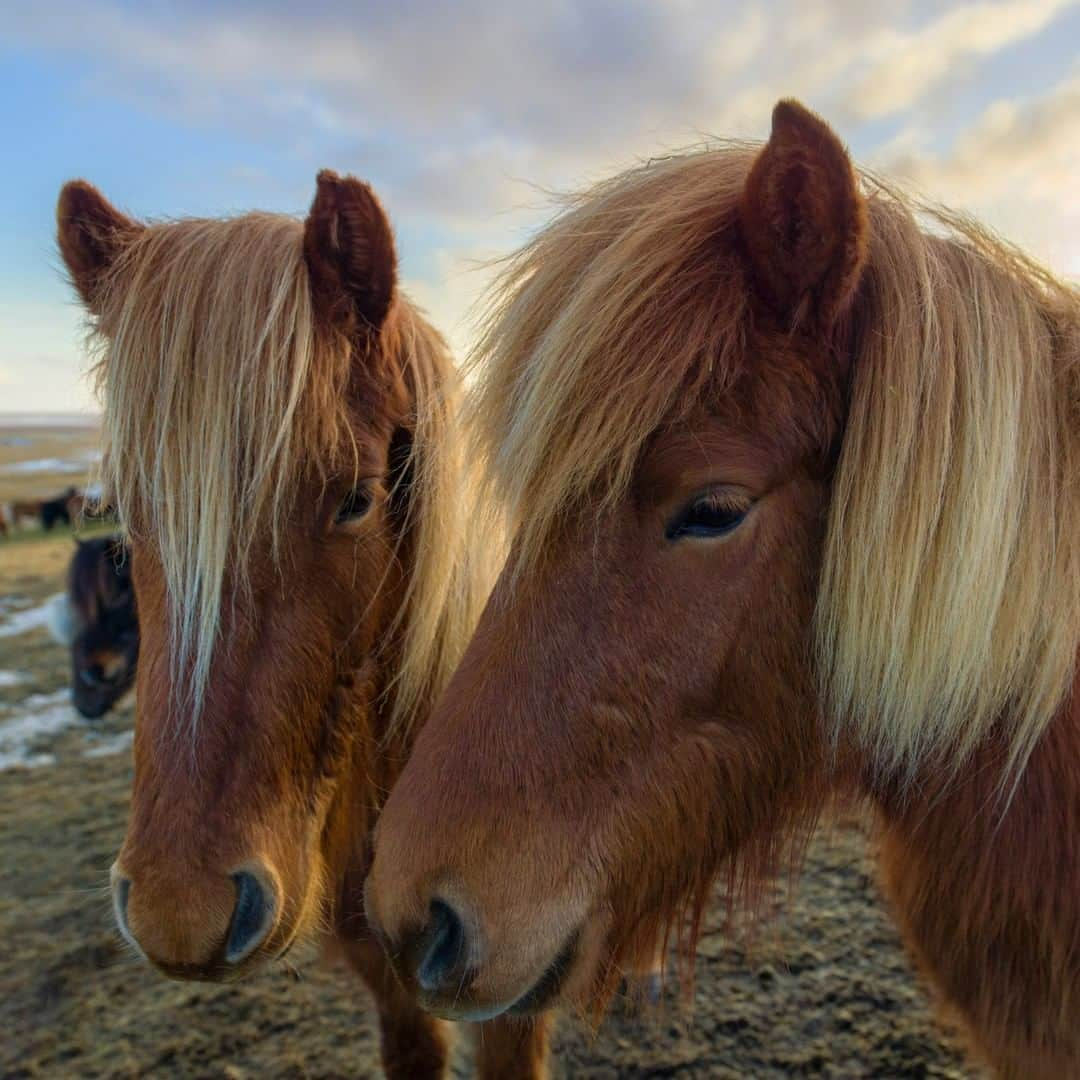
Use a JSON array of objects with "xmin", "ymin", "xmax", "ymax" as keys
[
  {"xmin": 304, "ymin": 169, "xmax": 397, "ymax": 333},
  {"xmin": 740, "ymin": 100, "xmax": 867, "ymax": 328},
  {"xmin": 57, "ymin": 181, "xmax": 142, "ymax": 313}
]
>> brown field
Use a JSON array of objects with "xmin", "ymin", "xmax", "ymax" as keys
[
  {"xmin": 0, "ymin": 418, "xmax": 102, "ymax": 507},
  {"xmin": 0, "ymin": 468, "xmax": 973, "ymax": 1076}
]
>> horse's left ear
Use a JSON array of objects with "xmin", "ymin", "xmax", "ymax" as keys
[
  {"xmin": 57, "ymin": 181, "xmax": 143, "ymax": 314},
  {"xmin": 740, "ymin": 100, "xmax": 867, "ymax": 329},
  {"xmin": 304, "ymin": 169, "xmax": 397, "ymax": 333}
]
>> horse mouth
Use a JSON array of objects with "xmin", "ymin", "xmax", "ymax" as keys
[{"xmin": 507, "ymin": 928, "xmax": 581, "ymax": 1016}]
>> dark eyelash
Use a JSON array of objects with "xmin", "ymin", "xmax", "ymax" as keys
[
  {"xmin": 334, "ymin": 486, "xmax": 373, "ymax": 525},
  {"xmin": 666, "ymin": 492, "xmax": 750, "ymax": 540}
]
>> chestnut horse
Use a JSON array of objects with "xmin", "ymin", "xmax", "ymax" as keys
[
  {"xmin": 367, "ymin": 101, "xmax": 1080, "ymax": 1077},
  {"xmin": 58, "ymin": 174, "xmax": 549, "ymax": 1077}
]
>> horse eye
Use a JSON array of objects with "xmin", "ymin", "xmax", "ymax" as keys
[
  {"xmin": 334, "ymin": 486, "xmax": 373, "ymax": 526},
  {"xmin": 666, "ymin": 492, "xmax": 749, "ymax": 540}
]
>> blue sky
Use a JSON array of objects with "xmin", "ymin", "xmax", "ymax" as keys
[{"xmin": 2, "ymin": 0, "xmax": 1077, "ymax": 412}]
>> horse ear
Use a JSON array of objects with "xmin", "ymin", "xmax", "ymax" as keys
[
  {"xmin": 740, "ymin": 100, "xmax": 867, "ymax": 328},
  {"xmin": 304, "ymin": 169, "xmax": 397, "ymax": 333},
  {"xmin": 57, "ymin": 181, "xmax": 142, "ymax": 314}
]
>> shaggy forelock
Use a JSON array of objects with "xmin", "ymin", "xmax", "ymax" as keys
[
  {"xmin": 470, "ymin": 142, "xmax": 1080, "ymax": 794},
  {"xmin": 91, "ymin": 212, "xmax": 482, "ymax": 734}
]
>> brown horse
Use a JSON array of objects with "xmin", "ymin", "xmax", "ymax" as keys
[
  {"xmin": 7, "ymin": 499, "xmax": 42, "ymax": 529},
  {"xmin": 367, "ymin": 101, "xmax": 1080, "ymax": 1077},
  {"xmin": 58, "ymin": 174, "xmax": 549, "ymax": 1077}
]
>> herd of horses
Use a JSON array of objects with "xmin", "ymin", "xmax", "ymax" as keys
[
  {"xmin": 47, "ymin": 100, "xmax": 1078, "ymax": 1078},
  {"xmin": 0, "ymin": 486, "xmax": 91, "ymax": 537}
]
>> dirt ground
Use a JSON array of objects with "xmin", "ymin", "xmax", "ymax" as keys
[{"xmin": 0, "ymin": 528, "xmax": 975, "ymax": 1079}]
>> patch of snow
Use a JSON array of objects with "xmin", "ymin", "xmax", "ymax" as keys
[
  {"xmin": 0, "ymin": 456, "xmax": 97, "ymax": 476},
  {"xmin": 5, "ymin": 752, "xmax": 56, "ymax": 769},
  {"xmin": 0, "ymin": 671, "xmax": 27, "ymax": 687},
  {"xmin": 84, "ymin": 730, "xmax": 134, "ymax": 758},
  {"xmin": 0, "ymin": 594, "xmax": 66, "ymax": 638},
  {"xmin": 0, "ymin": 690, "xmax": 79, "ymax": 771},
  {"xmin": 0, "ymin": 413, "xmax": 100, "ymax": 429}
]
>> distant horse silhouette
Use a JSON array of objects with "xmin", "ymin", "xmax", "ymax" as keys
[
  {"xmin": 50, "ymin": 536, "xmax": 138, "ymax": 719},
  {"xmin": 59, "ymin": 173, "xmax": 549, "ymax": 1077},
  {"xmin": 368, "ymin": 101, "xmax": 1080, "ymax": 1078},
  {"xmin": 39, "ymin": 486, "xmax": 79, "ymax": 530}
]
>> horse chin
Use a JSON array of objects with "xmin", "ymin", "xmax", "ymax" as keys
[
  {"xmin": 421, "ymin": 916, "xmax": 603, "ymax": 1023},
  {"xmin": 505, "ymin": 925, "xmax": 582, "ymax": 1016}
]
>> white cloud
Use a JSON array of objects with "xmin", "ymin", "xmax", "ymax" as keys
[
  {"xmin": 847, "ymin": 0, "xmax": 1077, "ymax": 119},
  {"xmin": 1, "ymin": 0, "xmax": 1076, "ymax": 412},
  {"xmin": 880, "ymin": 67, "xmax": 1080, "ymax": 270}
]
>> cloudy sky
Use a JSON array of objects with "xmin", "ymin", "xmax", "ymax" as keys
[{"xmin": 2, "ymin": 0, "xmax": 1077, "ymax": 412}]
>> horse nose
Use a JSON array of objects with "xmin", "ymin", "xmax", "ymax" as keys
[
  {"xmin": 79, "ymin": 663, "xmax": 106, "ymax": 687},
  {"xmin": 111, "ymin": 863, "xmax": 278, "ymax": 974},
  {"xmin": 401, "ymin": 899, "xmax": 472, "ymax": 996}
]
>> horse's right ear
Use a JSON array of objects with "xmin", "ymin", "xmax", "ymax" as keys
[
  {"xmin": 304, "ymin": 170, "xmax": 397, "ymax": 334},
  {"xmin": 57, "ymin": 181, "xmax": 142, "ymax": 314},
  {"xmin": 739, "ymin": 100, "xmax": 867, "ymax": 329}
]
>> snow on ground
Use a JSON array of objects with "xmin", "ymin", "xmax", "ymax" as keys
[
  {"xmin": 84, "ymin": 731, "xmax": 134, "ymax": 758},
  {"xmin": 0, "ymin": 590, "xmax": 132, "ymax": 768},
  {"xmin": 0, "ymin": 594, "xmax": 66, "ymax": 639},
  {"xmin": 0, "ymin": 685, "xmax": 135, "ymax": 769},
  {"xmin": 0, "ymin": 413, "xmax": 100, "ymax": 429},
  {"xmin": 0, "ymin": 690, "xmax": 78, "ymax": 771},
  {"xmin": 0, "ymin": 449, "xmax": 101, "ymax": 476}
]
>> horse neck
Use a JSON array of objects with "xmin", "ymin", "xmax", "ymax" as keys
[{"xmin": 870, "ymin": 663, "xmax": 1080, "ymax": 852}]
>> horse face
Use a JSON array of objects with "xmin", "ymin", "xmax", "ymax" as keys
[
  {"xmin": 118, "ymin": 453, "xmax": 402, "ymax": 977},
  {"xmin": 69, "ymin": 542, "xmax": 138, "ymax": 719},
  {"xmin": 59, "ymin": 172, "xmax": 409, "ymax": 979},
  {"xmin": 366, "ymin": 100, "xmax": 867, "ymax": 1019},
  {"xmin": 367, "ymin": 400, "xmax": 835, "ymax": 1018}
]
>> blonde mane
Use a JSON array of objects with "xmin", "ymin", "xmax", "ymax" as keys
[
  {"xmin": 90, "ymin": 211, "xmax": 482, "ymax": 733},
  {"xmin": 469, "ymin": 142, "xmax": 1080, "ymax": 785}
]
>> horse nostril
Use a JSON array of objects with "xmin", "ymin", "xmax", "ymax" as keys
[
  {"xmin": 416, "ymin": 899, "xmax": 468, "ymax": 994},
  {"xmin": 112, "ymin": 875, "xmax": 133, "ymax": 944},
  {"xmin": 79, "ymin": 665, "xmax": 104, "ymax": 687},
  {"xmin": 225, "ymin": 870, "xmax": 276, "ymax": 964}
]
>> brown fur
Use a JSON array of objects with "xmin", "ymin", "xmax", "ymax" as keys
[
  {"xmin": 367, "ymin": 100, "xmax": 1080, "ymax": 1076},
  {"xmin": 58, "ymin": 175, "xmax": 547, "ymax": 1078}
]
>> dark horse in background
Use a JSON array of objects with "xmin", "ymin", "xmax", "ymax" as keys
[
  {"xmin": 40, "ymin": 486, "xmax": 81, "ymax": 530},
  {"xmin": 51, "ymin": 536, "xmax": 139, "ymax": 719}
]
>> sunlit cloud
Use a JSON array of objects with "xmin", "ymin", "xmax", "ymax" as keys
[{"xmin": 0, "ymin": 1, "xmax": 1076, "ymax": 411}]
